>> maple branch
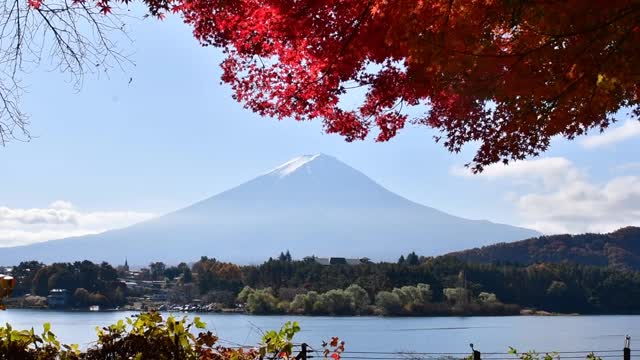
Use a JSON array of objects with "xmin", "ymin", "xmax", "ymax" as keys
[{"xmin": 0, "ymin": 0, "xmax": 132, "ymax": 145}]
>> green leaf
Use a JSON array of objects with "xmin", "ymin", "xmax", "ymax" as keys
[{"xmin": 193, "ymin": 317, "xmax": 206, "ymax": 329}]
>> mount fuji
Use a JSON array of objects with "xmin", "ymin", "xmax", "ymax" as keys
[{"xmin": 0, "ymin": 154, "xmax": 539, "ymax": 265}]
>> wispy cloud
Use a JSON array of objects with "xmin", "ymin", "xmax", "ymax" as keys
[
  {"xmin": 0, "ymin": 201, "xmax": 155, "ymax": 247},
  {"xmin": 452, "ymin": 157, "xmax": 640, "ymax": 234},
  {"xmin": 450, "ymin": 157, "xmax": 582, "ymax": 188},
  {"xmin": 581, "ymin": 120, "xmax": 640, "ymax": 149},
  {"xmin": 611, "ymin": 162, "xmax": 640, "ymax": 173}
]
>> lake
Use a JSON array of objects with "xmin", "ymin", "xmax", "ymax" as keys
[{"xmin": 0, "ymin": 310, "xmax": 637, "ymax": 357}]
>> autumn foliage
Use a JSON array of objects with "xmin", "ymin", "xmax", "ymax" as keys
[
  {"xmin": 0, "ymin": 312, "xmax": 345, "ymax": 360},
  {"xmin": 29, "ymin": 0, "xmax": 640, "ymax": 169}
]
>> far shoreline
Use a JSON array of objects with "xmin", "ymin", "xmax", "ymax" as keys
[{"xmin": 1, "ymin": 307, "xmax": 597, "ymax": 317}]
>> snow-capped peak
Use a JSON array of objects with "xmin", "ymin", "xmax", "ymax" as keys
[{"xmin": 267, "ymin": 154, "xmax": 322, "ymax": 177}]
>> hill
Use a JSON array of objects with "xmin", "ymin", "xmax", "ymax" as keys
[
  {"xmin": 448, "ymin": 227, "xmax": 640, "ymax": 271},
  {"xmin": 0, "ymin": 154, "xmax": 539, "ymax": 265}
]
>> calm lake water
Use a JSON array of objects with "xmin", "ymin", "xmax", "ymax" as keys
[{"xmin": 1, "ymin": 310, "xmax": 637, "ymax": 355}]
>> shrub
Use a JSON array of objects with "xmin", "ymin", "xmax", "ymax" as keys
[
  {"xmin": 443, "ymin": 287, "xmax": 469, "ymax": 305},
  {"xmin": 345, "ymin": 284, "xmax": 370, "ymax": 314},
  {"xmin": 237, "ymin": 285, "xmax": 254, "ymax": 303},
  {"xmin": 289, "ymin": 291, "xmax": 319, "ymax": 314},
  {"xmin": 375, "ymin": 291, "xmax": 403, "ymax": 315},
  {"xmin": 277, "ymin": 287, "xmax": 306, "ymax": 302},
  {"xmin": 317, "ymin": 289, "xmax": 355, "ymax": 315},
  {"xmin": 242, "ymin": 288, "xmax": 280, "ymax": 314},
  {"xmin": 392, "ymin": 284, "xmax": 432, "ymax": 310},
  {"xmin": 73, "ymin": 288, "xmax": 90, "ymax": 307},
  {"xmin": 0, "ymin": 321, "xmax": 81, "ymax": 359},
  {"xmin": 87, "ymin": 293, "xmax": 110, "ymax": 307}
]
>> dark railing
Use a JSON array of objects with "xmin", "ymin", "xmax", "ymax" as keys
[{"xmin": 282, "ymin": 336, "xmax": 633, "ymax": 360}]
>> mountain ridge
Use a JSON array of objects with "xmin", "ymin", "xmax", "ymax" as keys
[{"xmin": 447, "ymin": 226, "xmax": 640, "ymax": 271}]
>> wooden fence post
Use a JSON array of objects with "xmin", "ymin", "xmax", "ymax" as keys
[{"xmin": 624, "ymin": 336, "xmax": 631, "ymax": 360}]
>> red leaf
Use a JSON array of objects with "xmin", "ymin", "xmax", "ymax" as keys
[{"xmin": 27, "ymin": 0, "xmax": 42, "ymax": 9}]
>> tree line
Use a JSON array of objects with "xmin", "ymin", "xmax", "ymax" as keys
[
  {"xmin": 7, "ymin": 251, "xmax": 640, "ymax": 314},
  {"xmin": 450, "ymin": 227, "xmax": 640, "ymax": 271},
  {"xmin": 10, "ymin": 260, "xmax": 126, "ymax": 308}
]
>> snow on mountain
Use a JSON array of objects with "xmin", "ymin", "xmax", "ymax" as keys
[
  {"xmin": 266, "ymin": 154, "xmax": 321, "ymax": 177},
  {"xmin": 0, "ymin": 154, "xmax": 540, "ymax": 265}
]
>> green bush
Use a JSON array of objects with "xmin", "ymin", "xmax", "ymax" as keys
[
  {"xmin": 392, "ymin": 284, "xmax": 432, "ymax": 309},
  {"xmin": 375, "ymin": 291, "xmax": 403, "ymax": 315},
  {"xmin": 376, "ymin": 284, "xmax": 432, "ymax": 315},
  {"xmin": 289, "ymin": 291, "xmax": 319, "ymax": 314},
  {"xmin": 0, "ymin": 312, "xmax": 313, "ymax": 360},
  {"xmin": 317, "ymin": 289, "xmax": 355, "ymax": 315},
  {"xmin": 345, "ymin": 284, "xmax": 370, "ymax": 314},
  {"xmin": 443, "ymin": 287, "xmax": 469, "ymax": 304},
  {"xmin": 240, "ymin": 287, "xmax": 280, "ymax": 314}
]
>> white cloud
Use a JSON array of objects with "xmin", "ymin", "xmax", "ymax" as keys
[
  {"xmin": 0, "ymin": 201, "xmax": 154, "ymax": 247},
  {"xmin": 581, "ymin": 120, "xmax": 640, "ymax": 149},
  {"xmin": 517, "ymin": 176, "xmax": 640, "ymax": 234},
  {"xmin": 49, "ymin": 200, "xmax": 74, "ymax": 210},
  {"xmin": 450, "ymin": 157, "xmax": 582, "ymax": 188},
  {"xmin": 612, "ymin": 162, "xmax": 640, "ymax": 173},
  {"xmin": 452, "ymin": 157, "xmax": 640, "ymax": 234}
]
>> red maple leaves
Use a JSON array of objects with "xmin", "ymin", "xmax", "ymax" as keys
[
  {"xmin": 322, "ymin": 336, "xmax": 345, "ymax": 360},
  {"xmin": 26, "ymin": 0, "xmax": 640, "ymax": 170},
  {"xmin": 181, "ymin": 0, "xmax": 640, "ymax": 170}
]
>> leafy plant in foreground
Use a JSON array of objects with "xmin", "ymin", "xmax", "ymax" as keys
[
  {"xmin": 0, "ymin": 321, "xmax": 80, "ymax": 359},
  {"xmin": 508, "ymin": 347, "xmax": 559, "ymax": 360},
  {"xmin": 0, "ymin": 312, "xmax": 346, "ymax": 359}
]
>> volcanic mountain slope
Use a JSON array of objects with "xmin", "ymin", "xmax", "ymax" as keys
[{"xmin": 0, "ymin": 154, "xmax": 540, "ymax": 265}]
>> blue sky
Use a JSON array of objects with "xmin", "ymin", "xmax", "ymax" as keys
[{"xmin": 1, "ymin": 14, "xmax": 639, "ymax": 246}]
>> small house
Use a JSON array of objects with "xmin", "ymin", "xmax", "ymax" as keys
[{"xmin": 47, "ymin": 289, "xmax": 70, "ymax": 308}]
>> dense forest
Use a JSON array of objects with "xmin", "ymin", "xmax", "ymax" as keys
[
  {"xmin": 450, "ymin": 227, "xmax": 640, "ymax": 271},
  {"xmin": 237, "ymin": 253, "xmax": 640, "ymax": 314},
  {"xmin": 5, "ymin": 250, "xmax": 640, "ymax": 315}
]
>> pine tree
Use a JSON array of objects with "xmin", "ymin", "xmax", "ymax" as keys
[{"xmin": 406, "ymin": 252, "xmax": 419, "ymax": 266}]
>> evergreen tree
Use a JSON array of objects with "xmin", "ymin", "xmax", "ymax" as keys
[{"xmin": 406, "ymin": 252, "xmax": 419, "ymax": 266}]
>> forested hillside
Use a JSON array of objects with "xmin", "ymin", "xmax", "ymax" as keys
[{"xmin": 449, "ymin": 227, "xmax": 640, "ymax": 271}]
